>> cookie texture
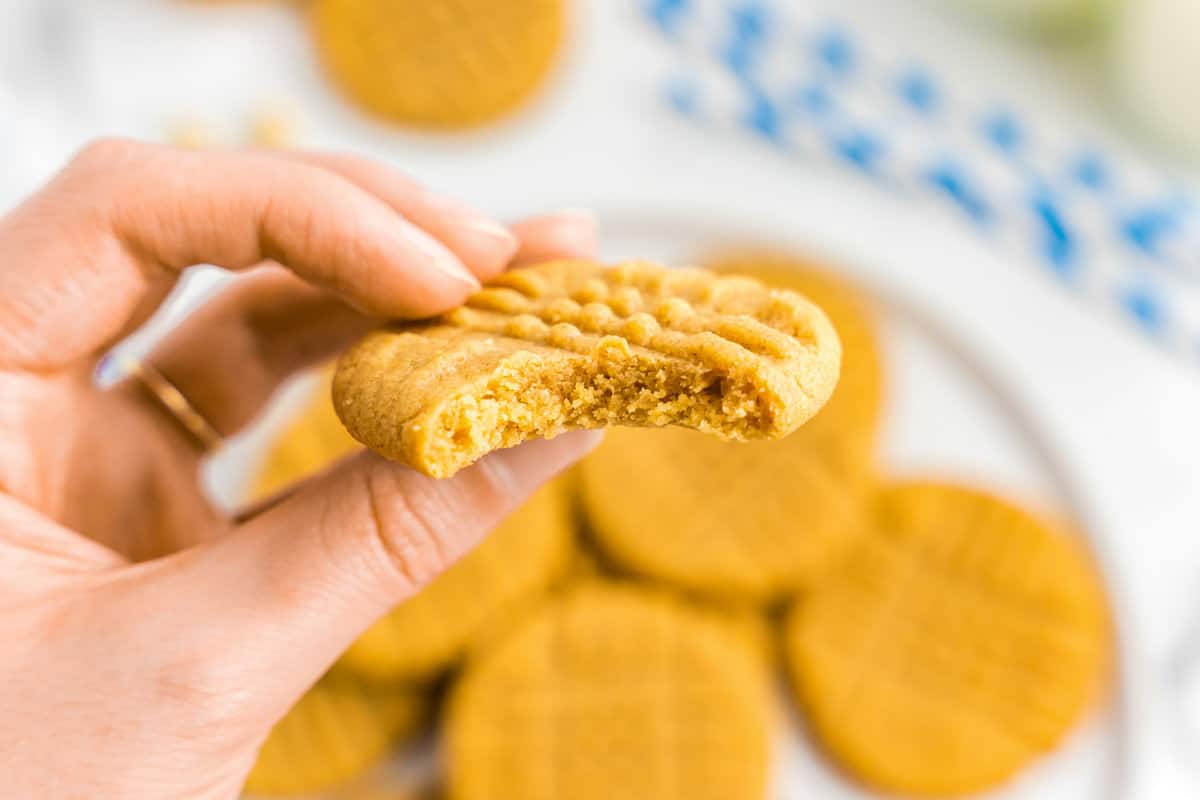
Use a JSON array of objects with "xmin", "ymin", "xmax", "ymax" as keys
[
  {"xmin": 334, "ymin": 259, "xmax": 842, "ymax": 479},
  {"xmin": 445, "ymin": 582, "xmax": 772, "ymax": 800},
  {"xmin": 706, "ymin": 253, "xmax": 884, "ymax": 451},
  {"xmin": 337, "ymin": 474, "xmax": 575, "ymax": 682},
  {"xmin": 311, "ymin": 0, "xmax": 563, "ymax": 128},
  {"xmin": 244, "ymin": 675, "xmax": 426, "ymax": 796},
  {"xmin": 581, "ymin": 426, "xmax": 866, "ymax": 599},
  {"xmin": 783, "ymin": 482, "xmax": 1109, "ymax": 796},
  {"xmin": 578, "ymin": 258, "xmax": 880, "ymax": 600}
]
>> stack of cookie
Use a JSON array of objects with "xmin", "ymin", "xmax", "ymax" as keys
[{"xmin": 242, "ymin": 256, "xmax": 1110, "ymax": 799}]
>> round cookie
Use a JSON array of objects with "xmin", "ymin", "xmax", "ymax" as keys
[
  {"xmin": 310, "ymin": 0, "xmax": 564, "ymax": 128},
  {"xmin": 332, "ymin": 259, "xmax": 842, "ymax": 479},
  {"xmin": 445, "ymin": 582, "xmax": 772, "ymax": 800},
  {"xmin": 783, "ymin": 482, "xmax": 1109, "ymax": 796},
  {"xmin": 245, "ymin": 675, "xmax": 426, "ymax": 796},
  {"xmin": 337, "ymin": 474, "xmax": 575, "ymax": 681},
  {"xmin": 579, "ymin": 256, "xmax": 881, "ymax": 600},
  {"xmin": 580, "ymin": 426, "xmax": 867, "ymax": 599}
]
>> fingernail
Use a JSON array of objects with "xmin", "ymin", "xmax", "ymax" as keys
[
  {"xmin": 459, "ymin": 218, "xmax": 519, "ymax": 260},
  {"xmin": 546, "ymin": 210, "xmax": 599, "ymax": 256},
  {"xmin": 411, "ymin": 232, "xmax": 480, "ymax": 289}
]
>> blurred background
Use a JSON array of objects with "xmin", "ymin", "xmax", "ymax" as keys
[{"xmin": 2, "ymin": 1, "xmax": 1199, "ymax": 798}]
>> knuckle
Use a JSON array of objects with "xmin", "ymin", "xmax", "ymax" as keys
[
  {"xmin": 73, "ymin": 137, "xmax": 144, "ymax": 171},
  {"xmin": 359, "ymin": 466, "xmax": 456, "ymax": 592},
  {"xmin": 55, "ymin": 138, "xmax": 158, "ymax": 205}
]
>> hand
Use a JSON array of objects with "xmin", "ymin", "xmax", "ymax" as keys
[{"xmin": 0, "ymin": 139, "xmax": 602, "ymax": 799}]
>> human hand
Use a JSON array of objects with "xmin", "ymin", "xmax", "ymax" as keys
[{"xmin": 0, "ymin": 139, "xmax": 601, "ymax": 799}]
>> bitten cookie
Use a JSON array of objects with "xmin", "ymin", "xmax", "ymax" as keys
[
  {"xmin": 706, "ymin": 252, "xmax": 884, "ymax": 452},
  {"xmin": 783, "ymin": 482, "xmax": 1109, "ymax": 796},
  {"xmin": 579, "ymin": 256, "xmax": 880, "ymax": 600},
  {"xmin": 311, "ymin": 0, "xmax": 564, "ymax": 128},
  {"xmin": 444, "ymin": 582, "xmax": 772, "ymax": 800},
  {"xmin": 244, "ymin": 675, "xmax": 426, "ymax": 796},
  {"xmin": 333, "ymin": 259, "xmax": 842, "ymax": 478}
]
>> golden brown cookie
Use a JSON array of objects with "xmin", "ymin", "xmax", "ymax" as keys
[
  {"xmin": 579, "ymin": 256, "xmax": 880, "ymax": 600},
  {"xmin": 244, "ymin": 675, "xmax": 426, "ymax": 796},
  {"xmin": 783, "ymin": 482, "xmax": 1109, "ymax": 796},
  {"xmin": 444, "ymin": 582, "xmax": 772, "ymax": 800},
  {"xmin": 334, "ymin": 260, "xmax": 842, "ymax": 479},
  {"xmin": 337, "ymin": 473, "xmax": 575, "ymax": 682},
  {"xmin": 580, "ymin": 426, "xmax": 868, "ymax": 600},
  {"xmin": 705, "ymin": 252, "xmax": 884, "ymax": 450},
  {"xmin": 310, "ymin": 0, "xmax": 564, "ymax": 128}
]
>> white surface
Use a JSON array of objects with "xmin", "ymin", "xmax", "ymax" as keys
[
  {"xmin": 0, "ymin": 1, "xmax": 1198, "ymax": 796},
  {"xmin": 608, "ymin": 218, "xmax": 1130, "ymax": 799}
]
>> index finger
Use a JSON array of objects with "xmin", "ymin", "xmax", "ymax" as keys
[{"xmin": 0, "ymin": 139, "xmax": 493, "ymax": 371}]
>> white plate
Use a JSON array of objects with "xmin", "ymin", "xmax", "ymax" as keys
[
  {"xmin": 213, "ymin": 212, "xmax": 1132, "ymax": 799},
  {"xmin": 605, "ymin": 214, "xmax": 1131, "ymax": 800}
]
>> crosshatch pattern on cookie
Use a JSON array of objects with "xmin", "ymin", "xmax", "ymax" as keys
[
  {"xmin": 705, "ymin": 254, "xmax": 885, "ymax": 447},
  {"xmin": 580, "ymin": 426, "xmax": 868, "ymax": 600},
  {"xmin": 445, "ymin": 583, "xmax": 772, "ymax": 800},
  {"xmin": 333, "ymin": 260, "xmax": 842, "ymax": 478},
  {"xmin": 578, "ymin": 258, "xmax": 882, "ymax": 600},
  {"xmin": 245, "ymin": 675, "xmax": 427, "ymax": 795},
  {"xmin": 784, "ymin": 482, "xmax": 1109, "ymax": 796},
  {"xmin": 311, "ymin": 0, "xmax": 564, "ymax": 128}
]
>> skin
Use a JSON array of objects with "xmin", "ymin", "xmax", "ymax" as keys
[{"xmin": 0, "ymin": 139, "xmax": 603, "ymax": 799}]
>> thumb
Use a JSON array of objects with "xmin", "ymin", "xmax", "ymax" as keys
[{"xmin": 115, "ymin": 430, "xmax": 601, "ymax": 729}]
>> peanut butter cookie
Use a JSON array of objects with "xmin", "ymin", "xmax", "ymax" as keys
[
  {"xmin": 244, "ymin": 675, "xmax": 426, "ymax": 796},
  {"xmin": 311, "ymin": 0, "xmax": 564, "ymax": 128},
  {"xmin": 706, "ymin": 253, "xmax": 884, "ymax": 452},
  {"xmin": 333, "ymin": 260, "xmax": 842, "ymax": 479},
  {"xmin": 580, "ymin": 426, "xmax": 868, "ymax": 600},
  {"xmin": 578, "ymin": 257, "xmax": 880, "ymax": 600},
  {"xmin": 445, "ymin": 582, "xmax": 772, "ymax": 800},
  {"xmin": 783, "ymin": 482, "xmax": 1109, "ymax": 796}
]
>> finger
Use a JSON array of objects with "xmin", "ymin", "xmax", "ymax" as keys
[
  {"xmin": 262, "ymin": 150, "xmax": 519, "ymax": 282},
  {"xmin": 112, "ymin": 430, "xmax": 602, "ymax": 726},
  {"xmin": 0, "ymin": 139, "xmax": 486, "ymax": 372},
  {"xmin": 136, "ymin": 211, "xmax": 598, "ymax": 440},
  {"xmin": 509, "ymin": 210, "xmax": 598, "ymax": 265},
  {"xmin": 134, "ymin": 267, "xmax": 373, "ymax": 438}
]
